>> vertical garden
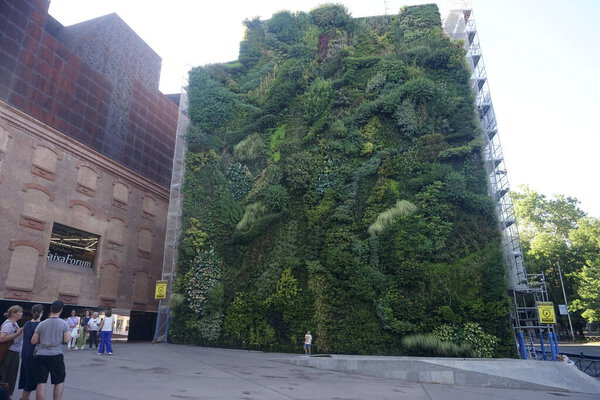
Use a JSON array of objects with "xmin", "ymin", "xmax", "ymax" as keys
[{"xmin": 170, "ymin": 4, "xmax": 512, "ymax": 356}]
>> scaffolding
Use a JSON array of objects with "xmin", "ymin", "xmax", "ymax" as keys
[
  {"xmin": 153, "ymin": 87, "xmax": 189, "ymax": 343},
  {"xmin": 443, "ymin": 2, "xmax": 557, "ymax": 359},
  {"xmin": 511, "ymin": 272, "xmax": 559, "ymax": 360}
]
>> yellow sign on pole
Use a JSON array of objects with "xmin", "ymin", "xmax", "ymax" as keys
[
  {"xmin": 155, "ymin": 280, "xmax": 168, "ymax": 300},
  {"xmin": 537, "ymin": 301, "xmax": 556, "ymax": 324}
]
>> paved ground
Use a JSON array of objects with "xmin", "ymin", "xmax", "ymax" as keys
[{"xmin": 22, "ymin": 343, "xmax": 600, "ymax": 400}]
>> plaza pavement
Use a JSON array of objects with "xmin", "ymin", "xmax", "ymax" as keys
[{"xmin": 24, "ymin": 342, "xmax": 600, "ymax": 400}]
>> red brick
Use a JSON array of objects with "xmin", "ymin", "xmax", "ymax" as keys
[{"xmin": 8, "ymin": 6, "xmax": 29, "ymax": 29}]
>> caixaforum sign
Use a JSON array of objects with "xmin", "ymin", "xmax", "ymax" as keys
[{"xmin": 47, "ymin": 252, "xmax": 93, "ymax": 268}]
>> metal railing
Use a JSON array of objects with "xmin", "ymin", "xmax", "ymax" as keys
[
  {"xmin": 537, "ymin": 350, "xmax": 600, "ymax": 378},
  {"xmin": 568, "ymin": 352, "xmax": 600, "ymax": 377}
]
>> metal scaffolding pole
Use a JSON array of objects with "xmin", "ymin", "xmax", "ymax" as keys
[{"xmin": 153, "ymin": 86, "xmax": 189, "ymax": 343}]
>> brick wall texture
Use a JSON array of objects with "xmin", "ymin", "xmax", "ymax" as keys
[{"xmin": 0, "ymin": 0, "xmax": 177, "ymax": 187}]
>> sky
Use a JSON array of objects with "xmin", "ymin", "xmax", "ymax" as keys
[{"xmin": 48, "ymin": 0, "xmax": 600, "ymax": 218}]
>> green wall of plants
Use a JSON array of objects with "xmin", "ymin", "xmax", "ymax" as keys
[{"xmin": 171, "ymin": 4, "xmax": 512, "ymax": 356}]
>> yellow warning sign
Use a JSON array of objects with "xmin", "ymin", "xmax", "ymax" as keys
[
  {"xmin": 155, "ymin": 280, "xmax": 168, "ymax": 299},
  {"xmin": 537, "ymin": 302, "xmax": 556, "ymax": 324}
]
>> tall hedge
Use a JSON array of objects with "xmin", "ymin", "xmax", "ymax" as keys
[{"xmin": 171, "ymin": 4, "xmax": 512, "ymax": 356}]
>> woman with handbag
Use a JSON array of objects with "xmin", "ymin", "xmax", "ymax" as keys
[
  {"xmin": 66, "ymin": 310, "xmax": 79, "ymax": 350},
  {"xmin": 0, "ymin": 305, "xmax": 24, "ymax": 397},
  {"xmin": 18, "ymin": 304, "xmax": 43, "ymax": 400}
]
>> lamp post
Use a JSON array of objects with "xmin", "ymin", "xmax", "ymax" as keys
[{"xmin": 557, "ymin": 261, "xmax": 575, "ymax": 341}]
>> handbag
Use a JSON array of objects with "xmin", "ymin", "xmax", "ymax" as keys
[
  {"xmin": 0, "ymin": 320, "xmax": 17, "ymax": 363},
  {"xmin": 0, "ymin": 339, "xmax": 13, "ymax": 363}
]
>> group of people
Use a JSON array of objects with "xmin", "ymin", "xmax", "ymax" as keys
[
  {"xmin": 65, "ymin": 309, "xmax": 114, "ymax": 355},
  {"xmin": 0, "ymin": 302, "xmax": 114, "ymax": 400}
]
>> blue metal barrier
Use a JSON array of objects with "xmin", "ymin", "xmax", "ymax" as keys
[
  {"xmin": 548, "ymin": 333, "xmax": 557, "ymax": 361},
  {"xmin": 538, "ymin": 331, "xmax": 546, "ymax": 360},
  {"xmin": 551, "ymin": 332, "xmax": 559, "ymax": 358},
  {"xmin": 518, "ymin": 331, "xmax": 527, "ymax": 359}
]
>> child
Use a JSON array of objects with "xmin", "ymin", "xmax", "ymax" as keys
[{"xmin": 304, "ymin": 330, "xmax": 313, "ymax": 356}]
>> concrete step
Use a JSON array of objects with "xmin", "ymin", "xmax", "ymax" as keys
[{"xmin": 275, "ymin": 355, "xmax": 600, "ymax": 394}]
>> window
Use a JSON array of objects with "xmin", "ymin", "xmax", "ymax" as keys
[
  {"xmin": 113, "ymin": 182, "xmax": 129, "ymax": 208},
  {"xmin": 142, "ymin": 195, "xmax": 156, "ymax": 219},
  {"xmin": 47, "ymin": 223, "xmax": 100, "ymax": 269},
  {"xmin": 76, "ymin": 165, "xmax": 98, "ymax": 197},
  {"xmin": 31, "ymin": 145, "xmax": 60, "ymax": 180}
]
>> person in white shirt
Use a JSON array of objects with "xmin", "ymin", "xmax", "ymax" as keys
[
  {"xmin": 97, "ymin": 309, "xmax": 114, "ymax": 355},
  {"xmin": 87, "ymin": 312, "xmax": 101, "ymax": 349},
  {"xmin": 0, "ymin": 305, "xmax": 24, "ymax": 396},
  {"xmin": 66, "ymin": 310, "xmax": 79, "ymax": 350},
  {"xmin": 304, "ymin": 331, "xmax": 313, "ymax": 356}
]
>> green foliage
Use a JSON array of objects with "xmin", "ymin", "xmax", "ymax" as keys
[
  {"xmin": 185, "ymin": 125, "xmax": 215, "ymax": 153},
  {"xmin": 267, "ymin": 11, "xmax": 303, "ymax": 44},
  {"xmin": 172, "ymin": 4, "xmax": 511, "ymax": 355},
  {"xmin": 223, "ymin": 292, "xmax": 275, "ymax": 348},
  {"xmin": 397, "ymin": 4, "xmax": 441, "ymax": 32},
  {"xmin": 239, "ymin": 18, "xmax": 264, "ymax": 68},
  {"xmin": 236, "ymin": 202, "xmax": 267, "ymax": 231},
  {"xmin": 368, "ymin": 200, "xmax": 417, "ymax": 236},
  {"xmin": 513, "ymin": 186, "xmax": 585, "ymax": 241},
  {"xmin": 269, "ymin": 125, "xmax": 286, "ymax": 162},
  {"xmin": 394, "ymin": 77, "xmax": 438, "ymax": 105},
  {"xmin": 234, "ymin": 133, "xmax": 264, "ymax": 161},
  {"xmin": 218, "ymin": 196, "xmax": 244, "ymax": 226},
  {"xmin": 571, "ymin": 264, "xmax": 600, "ymax": 322},
  {"xmin": 282, "ymin": 152, "xmax": 315, "ymax": 194},
  {"xmin": 513, "ymin": 186, "xmax": 595, "ymax": 330},
  {"xmin": 263, "ymin": 184, "xmax": 290, "ymax": 211},
  {"xmin": 309, "ymin": 4, "xmax": 352, "ymax": 29},
  {"xmin": 393, "ymin": 100, "xmax": 418, "ymax": 137},
  {"xmin": 176, "ymin": 248, "xmax": 222, "ymax": 315},
  {"xmin": 439, "ymin": 138, "xmax": 481, "ymax": 159},
  {"xmin": 434, "ymin": 323, "xmax": 500, "ymax": 358},
  {"xmin": 187, "ymin": 67, "xmax": 238, "ymax": 132},
  {"xmin": 569, "ymin": 217, "xmax": 600, "ymax": 322},
  {"xmin": 302, "ymin": 78, "xmax": 334, "ymax": 122},
  {"xmin": 402, "ymin": 334, "xmax": 475, "ymax": 357},
  {"xmin": 227, "ymin": 163, "xmax": 254, "ymax": 201},
  {"xmin": 180, "ymin": 218, "xmax": 209, "ymax": 262}
]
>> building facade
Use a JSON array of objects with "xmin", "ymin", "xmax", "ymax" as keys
[{"xmin": 0, "ymin": 0, "xmax": 178, "ymax": 338}]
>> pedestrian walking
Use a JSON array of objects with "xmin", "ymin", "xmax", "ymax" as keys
[
  {"xmin": 0, "ymin": 305, "xmax": 24, "ymax": 396},
  {"xmin": 75, "ymin": 310, "xmax": 90, "ymax": 350},
  {"xmin": 18, "ymin": 304, "xmax": 44, "ymax": 400},
  {"xmin": 87, "ymin": 312, "xmax": 100, "ymax": 350},
  {"xmin": 97, "ymin": 309, "xmax": 114, "ymax": 355},
  {"xmin": 304, "ymin": 330, "xmax": 313, "ymax": 356},
  {"xmin": 31, "ymin": 300, "xmax": 70, "ymax": 400}
]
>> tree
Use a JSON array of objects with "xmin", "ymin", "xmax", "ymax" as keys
[
  {"xmin": 569, "ymin": 218, "xmax": 600, "ymax": 322},
  {"xmin": 512, "ymin": 186, "xmax": 595, "ymax": 333}
]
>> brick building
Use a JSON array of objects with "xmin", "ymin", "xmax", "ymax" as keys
[{"xmin": 0, "ymin": 0, "xmax": 179, "ymax": 338}]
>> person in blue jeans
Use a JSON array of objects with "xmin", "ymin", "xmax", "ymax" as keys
[{"xmin": 97, "ymin": 309, "xmax": 114, "ymax": 355}]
